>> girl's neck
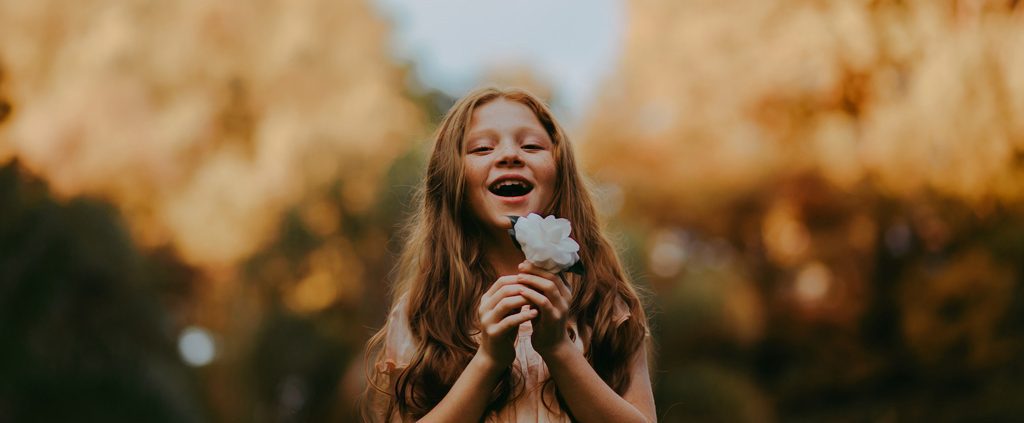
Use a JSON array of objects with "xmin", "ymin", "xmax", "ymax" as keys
[{"xmin": 482, "ymin": 226, "xmax": 525, "ymax": 277}]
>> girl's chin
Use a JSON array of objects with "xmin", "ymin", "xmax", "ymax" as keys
[
  {"xmin": 481, "ymin": 199, "xmax": 540, "ymax": 228},
  {"xmin": 487, "ymin": 204, "xmax": 529, "ymax": 218},
  {"xmin": 484, "ymin": 212, "xmax": 518, "ymax": 231},
  {"xmin": 494, "ymin": 218, "xmax": 513, "ymax": 230},
  {"xmin": 498, "ymin": 207, "xmax": 532, "ymax": 218}
]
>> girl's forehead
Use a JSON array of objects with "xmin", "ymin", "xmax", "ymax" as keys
[{"xmin": 468, "ymin": 99, "xmax": 544, "ymax": 133}]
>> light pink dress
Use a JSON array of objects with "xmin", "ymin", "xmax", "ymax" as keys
[{"xmin": 374, "ymin": 294, "xmax": 632, "ymax": 422}]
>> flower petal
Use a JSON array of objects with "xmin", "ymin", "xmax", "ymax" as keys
[{"xmin": 511, "ymin": 213, "xmax": 582, "ymax": 274}]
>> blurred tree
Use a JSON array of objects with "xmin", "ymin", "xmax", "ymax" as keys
[
  {"xmin": 579, "ymin": 1, "xmax": 1024, "ymax": 421},
  {"xmin": 0, "ymin": 0, "xmax": 426, "ymax": 267},
  {"xmin": 583, "ymin": 0, "xmax": 1024, "ymax": 214},
  {"xmin": 0, "ymin": 160, "xmax": 207, "ymax": 422},
  {"xmin": 223, "ymin": 107, "xmax": 438, "ymax": 421},
  {"xmin": 0, "ymin": 2, "xmax": 431, "ymax": 420}
]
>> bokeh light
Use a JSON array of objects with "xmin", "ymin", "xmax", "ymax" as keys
[{"xmin": 178, "ymin": 326, "xmax": 217, "ymax": 367}]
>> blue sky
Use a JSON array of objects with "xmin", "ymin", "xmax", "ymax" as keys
[{"xmin": 372, "ymin": 0, "xmax": 626, "ymax": 126}]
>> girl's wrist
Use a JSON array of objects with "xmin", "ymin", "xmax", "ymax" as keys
[
  {"xmin": 535, "ymin": 338, "xmax": 576, "ymax": 361},
  {"xmin": 472, "ymin": 349, "xmax": 510, "ymax": 377}
]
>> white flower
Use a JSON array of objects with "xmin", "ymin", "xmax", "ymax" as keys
[{"xmin": 511, "ymin": 213, "xmax": 581, "ymax": 274}]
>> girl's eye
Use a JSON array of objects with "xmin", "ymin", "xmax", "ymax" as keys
[
  {"xmin": 470, "ymin": 146, "xmax": 492, "ymax": 154},
  {"xmin": 523, "ymin": 144, "xmax": 543, "ymax": 151}
]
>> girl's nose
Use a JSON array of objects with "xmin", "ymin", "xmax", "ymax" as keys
[{"xmin": 495, "ymin": 142, "xmax": 523, "ymax": 167}]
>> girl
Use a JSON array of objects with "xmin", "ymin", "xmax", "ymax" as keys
[{"xmin": 363, "ymin": 87, "xmax": 655, "ymax": 422}]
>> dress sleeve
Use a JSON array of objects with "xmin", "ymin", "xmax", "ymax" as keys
[
  {"xmin": 612, "ymin": 294, "xmax": 652, "ymax": 338},
  {"xmin": 376, "ymin": 295, "xmax": 416, "ymax": 375},
  {"xmin": 612, "ymin": 294, "xmax": 632, "ymax": 327}
]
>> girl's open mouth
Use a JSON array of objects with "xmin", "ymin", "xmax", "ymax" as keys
[{"xmin": 488, "ymin": 178, "xmax": 534, "ymax": 198}]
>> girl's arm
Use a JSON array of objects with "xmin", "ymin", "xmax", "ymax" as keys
[
  {"xmin": 418, "ymin": 276, "xmax": 538, "ymax": 422},
  {"xmin": 541, "ymin": 338, "xmax": 656, "ymax": 423},
  {"xmin": 514, "ymin": 262, "xmax": 656, "ymax": 423},
  {"xmin": 416, "ymin": 351, "xmax": 506, "ymax": 423}
]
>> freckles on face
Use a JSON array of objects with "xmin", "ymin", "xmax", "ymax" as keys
[{"xmin": 462, "ymin": 99, "xmax": 557, "ymax": 231}]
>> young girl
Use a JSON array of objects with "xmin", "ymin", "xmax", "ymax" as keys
[{"xmin": 363, "ymin": 87, "xmax": 655, "ymax": 422}]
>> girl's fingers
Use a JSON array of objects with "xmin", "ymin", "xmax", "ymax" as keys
[
  {"xmin": 518, "ymin": 261, "xmax": 557, "ymax": 281},
  {"xmin": 480, "ymin": 276, "xmax": 524, "ymax": 311},
  {"xmin": 482, "ymin": 294, "xmax": 529, "ymax": 324},
  {"xmin": 516, "ymin": 285, "xmax": 562, "ymax": 320},
  {"xmin": 519, "ymin": 261, "xmax": 573, "ymax": 300},
  {"xmin": 515, "ymin": 274, "xmax": 567, "ymax": 309},
  {"xmin": 484, "ymin": 275, "xmax": 520, "ymax": 298},
  {"xmin": 555, "ymin": 274, "xmax": 571, "ymax": 300},
  {"xmin": 495, "ymin": 294, "xmax": 528, "ymax": 312},
  {"xmin": 480, "ymin": 284, "xmax": 528, "ymax": 313},
  {"xmin": 488, "ymin": 307, "xmax": 538, "ymax": 337}
]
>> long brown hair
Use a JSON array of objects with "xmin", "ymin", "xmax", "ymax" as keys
[{"xmin": 363, "ymin": 86, "xmax": 648, "ymax": 421}]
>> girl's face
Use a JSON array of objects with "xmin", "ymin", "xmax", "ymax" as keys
[{"xmin": 463, "ymin": 98, "xmax": 557, "ymax": 232}]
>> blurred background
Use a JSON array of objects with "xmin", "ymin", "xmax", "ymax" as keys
[{"xmin": 1, "ymin": 0, "xmax": 1023, "ymax": 421}]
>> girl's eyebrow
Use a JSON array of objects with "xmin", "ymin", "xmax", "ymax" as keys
[
  {"xmin": 466, "ymin": 128, "xmax": 498, "ymax": 140},
  {"xmin": 516, "ymin": 127, "xmax": 557, "ymax": 143},
  {"xmin": 466, "ymin": 127, "xmax": 549, "ymax": 145},
  {"xmin": 515, "ymin": 127, "xmax": 549, "ymax": 139}
]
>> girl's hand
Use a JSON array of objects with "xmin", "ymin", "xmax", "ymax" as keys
[
  {"xmin": 515, "ymin": 261, "xmax": 573, "ymax": 356},
  {"xmin": 477, "ymin": 275, "xmax": 538, "ymax": 368}
]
